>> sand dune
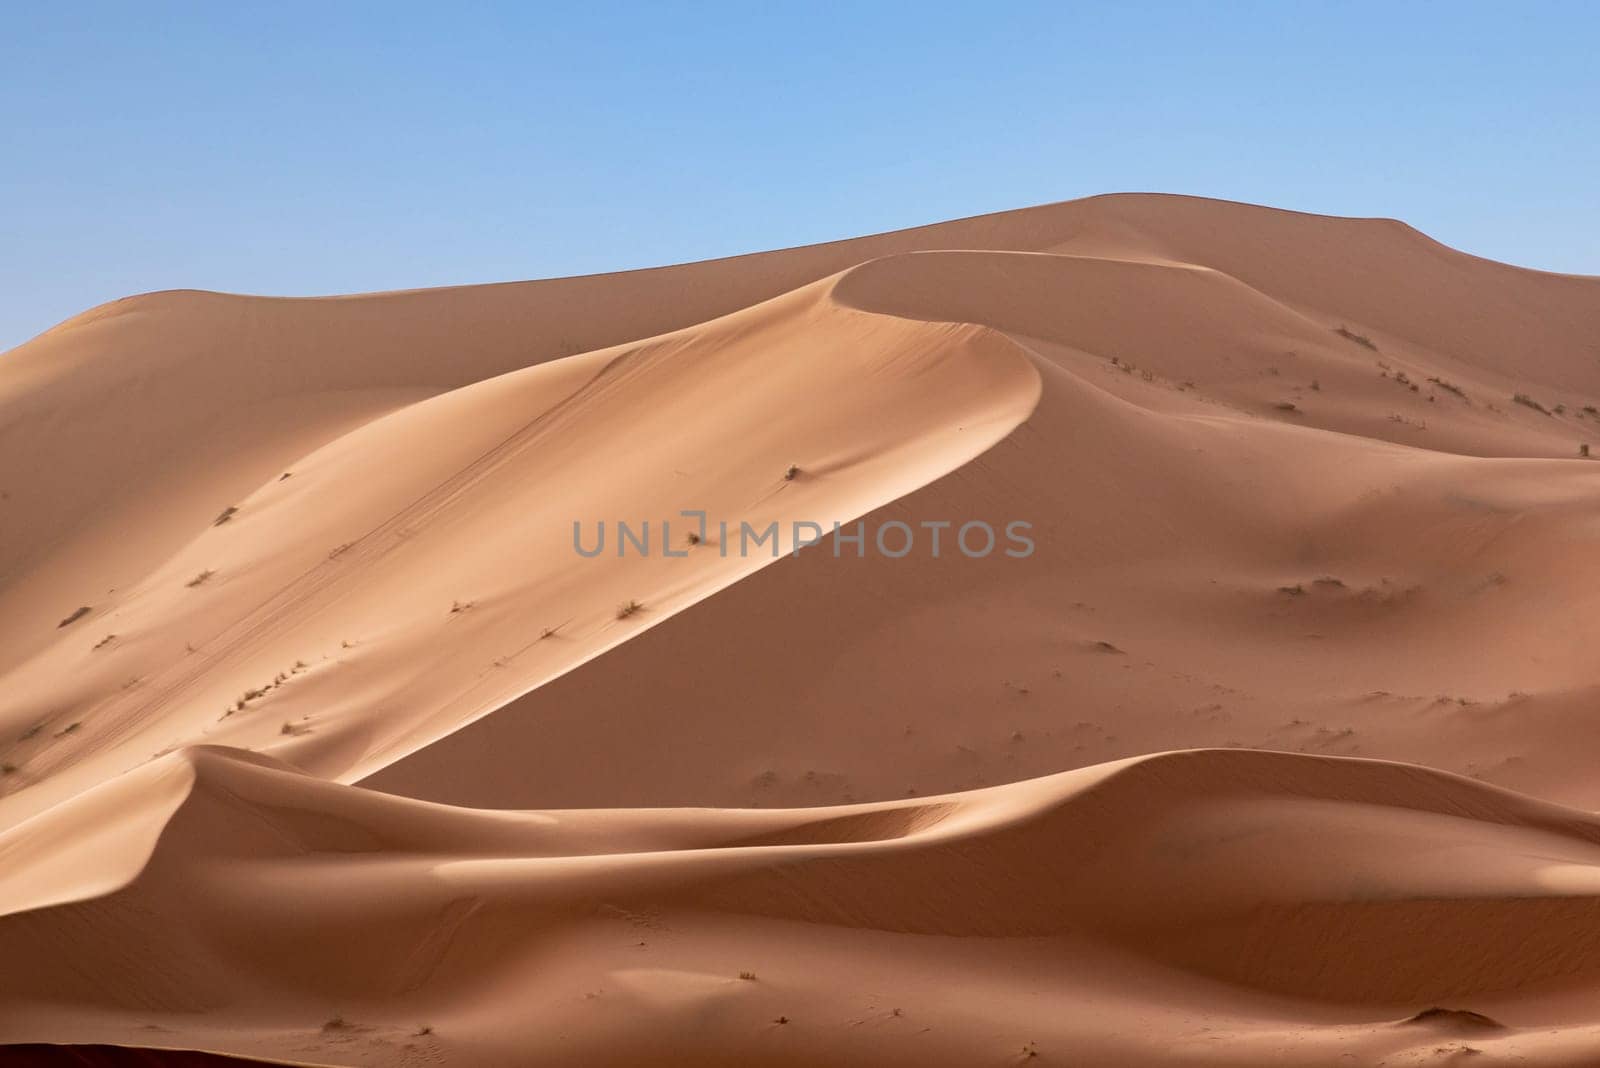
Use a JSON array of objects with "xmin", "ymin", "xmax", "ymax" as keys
[
  {"xmin": 4, "ymin": 194, "xmax": 1600, "ymax": 1065},
  {"xmin": 8, "ymin": 747, "xmax": 1600, "ymax": 1064}
]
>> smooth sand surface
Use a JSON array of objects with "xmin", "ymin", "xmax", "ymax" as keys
[{"xmin": 3, "ymin": 193, "xmax": 1600, "ymax": 1065}]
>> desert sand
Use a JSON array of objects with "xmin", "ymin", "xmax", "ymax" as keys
[{"xmin": 2, "ymin": 193, "xmax": 1599, "ymax": 1065}]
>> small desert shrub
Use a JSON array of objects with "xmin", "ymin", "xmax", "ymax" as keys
[
  {"xmin": 685, "ymin": 531, "xmax": 701, "ymax": 546},
  {"xmin": 1513, "ymin": 393, "xmax": 1552, "ymax": 415},
  {"xmin": 57, "ymin": 606, "xmax": 91, "ymax": 628},
  {"xmin": 186, "ymin": 569, "xmax": 215, "ymax": 588},
  {"xmin": 784, "ymin": 464, "xmax": 801, "ymax": 481},
  {"xmin": 213, "ymin": 505, "xmax": 239, "ymax": 526},
  {"xmin": 1273, "ymin": 402, "xmax": 1299, "ymax": 413},
  {"xmin": 616, "ymin": 600, "xmax": 643, "ymax": 619},
  {"xmin": 93, "ymin": 634, "xmax": 116, "ymax": 650},
  {"xmin": 738, "ymin": 971, "xmax": 758, "ymax": 981},
  {"xmin": 1403, "ymin": 1007, "xmax": 1502, "ymax": 1029},
  {"xmin": 1334, "ymin": 325, "xmax": 1377, "ymax": 350}
]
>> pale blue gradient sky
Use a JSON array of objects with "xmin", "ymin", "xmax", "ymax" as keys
[{"xmin": 3, "ymin": 1, "xmax": 1596, "ymax": 349}]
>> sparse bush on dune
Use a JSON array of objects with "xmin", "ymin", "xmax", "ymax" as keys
[
  {"xmin": 616, "ymin": 600, "xmax": 643, "ymax": 619},
  {"xmin": 1403, "ymin": 1007, "xmax": 1502, "ymax": 1029},
  {"xmin": 1334, "ymin": 325, "xmax": 1377, "ymax": 350},
  {"xmin": 1514, "ymin": 393, "xmax": 1552, "ymax": 415}
]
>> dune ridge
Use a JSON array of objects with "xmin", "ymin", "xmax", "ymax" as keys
[
  {"xmin": 9, "ymin": 746, "xmax": 1600, "ymax": 1065},
  {"xmin": 4, "ymin": 193, "xmax": 1600, "ymax": 1065},
  {"xmin": 0, "ymin": 268, "xmax": 1040, "ymax": 829}
]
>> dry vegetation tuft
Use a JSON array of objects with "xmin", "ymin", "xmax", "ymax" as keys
[{"xmin": 1334, "ymin": 325, "xmax": 1377, "ymax": 350}]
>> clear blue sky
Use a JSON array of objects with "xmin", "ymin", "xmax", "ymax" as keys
[{"xmin": 3, "ymin": 2, "xmax": 1596, "ymax": 350}]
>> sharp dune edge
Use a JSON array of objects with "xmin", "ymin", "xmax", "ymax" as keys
[{"xmin": 1, "ymin": 193, "xmax": 1599, "ymax": 1065}]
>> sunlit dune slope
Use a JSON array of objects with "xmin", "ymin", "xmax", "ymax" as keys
[{"xmin": 0, "ymin": 269, "xmax": 1039, "ymax": 828}]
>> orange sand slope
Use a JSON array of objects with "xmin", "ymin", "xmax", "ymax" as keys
[
  {"xmin": 10, "ymin": 747, "xmax": 1600, "ymax": 1066},
  {"xmin": 2, "ymin": 193, "xmax": 1600, "ymax": 1065}
]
